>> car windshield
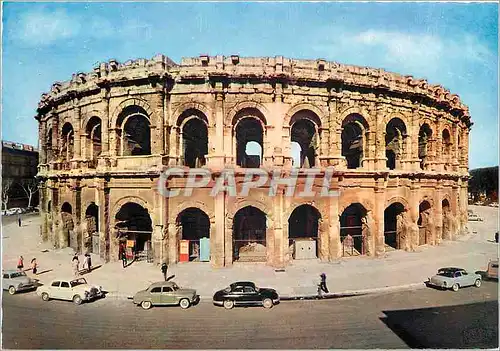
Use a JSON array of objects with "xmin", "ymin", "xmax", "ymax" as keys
[
  {"xmin": 70, "ymin": 278, "xmax": 88, "ymax": 287},
  {"xmin": 171, "ymin": 283, "xmax": 179, "ymax": 291},
  {"xmin": 9, "ymin": 272, "xmax": 26, "ymax": 278},
  {"xmin": 437, "ymin": 270, "xmax": 454, "ymax": 278}
]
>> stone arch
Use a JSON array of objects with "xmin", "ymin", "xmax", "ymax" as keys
[
  {"xmin": 176, "ymin": 110, "xmax": 209, "ymax": 168},
  {"xmin": 176, "ymin": 207, "xmax": 211, "ymax": 262},
  {"xmin": 337, "ymin": 106, "xmax": 372, "ymax": 129},
  {"xmin": 379, "ymin": 112, "xmax": 411, "ymax": 131},
  {"xmin": 287, "ymin": 203, "xmax": 323, "ymax": 259},
  {"xmin": 233, "ymin": 110, "xmax": 266, "ymax": 168},
  {"xmin": 170, "ymin": 200, "xmax": 215, "ymax": 223},
  {"xmin": 384, "ymin": 202, "xmax": 406, "ymax": 250},
  {"xmin": 284, "ymin": 103, "xmax": 326, "ymax": 127},
  {"xmin": 339, "ymin": 202, "xmax": 370, "ymax": 256},
  {"xmin": 341, "ymin": 113, "xmax": 370, "ymax": 169},
  {"xmin": 232, "ymin": 205, "xmax": 268, "ymax": 262},
  {"xmin": 116, "ymin": 105, "xmax": 151, "ymax": 156},
  {"xmin": 171, "ymin": 102, "xmax": 213, "ymax": 127},
  {"xmin": 385, "ymin": 117, "xmax": 408, "ymax": 170},
  {"xmin": 84, "ymin": 116, "xmax": 102, "ymax": 163},
  {"xmin": 81, "ymin": 110, "xmax": 104, "ymax": 132},
  {"xmin": 61, "ymin": 122, "xmax": 75, "ymax": 162},
  {"xmin": 283, "ymin": 201, "xmax": 326, "ymax": 223},
  {"xmin": 111, "ymin": 98, "xmax": 154, "ymax": 127},
  {"xmin": 338, "ymin": 197, "xmax": 375, "ymax": 216},
  {"xmin": 60, "ymin": 202, "xmax": 75, "ymax": 250},
  {"xmin": 225, "ymin": 101, "xmax": 269, "ymax": 127},
  {"xmin": 386, "ymin": 196, "xmax": 410, "ymax": 210},
  {"xmin": 111, "ymin": 196, "xmax": 151, "ymax": 223},
  {"xmin": 227, "ymin": 200, "xmax": 274, "ymax": 228},
  {"xmin": 418, "ymin": 200, "xmax": 433, "ymax": 245}
]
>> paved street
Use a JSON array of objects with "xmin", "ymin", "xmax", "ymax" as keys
[{"xmin": 2, "ymin": 279, "xmax": 497, "ymax": 349}]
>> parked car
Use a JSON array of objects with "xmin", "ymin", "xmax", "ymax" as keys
[
  {"xmin": 427, "ymin": 267, "xmax": 482, "ymax": 291},
  {"xmin": 36, "ymin": 277, "xmax": 103, "ymax": 304},
  {"xmin": 486, "ymin": 260, "xmax": 498, "ymax": 280},
  {"xmin": 468, "ymin": 213, "xmax": 483, "ymax": 221},
  {"xmin": 132, "ymin": 281, "xmax": 199, "ymax": 310},
  {"xmin": 2, "ymin": 270, "xmax": 37, "ymax": 295},
  {"xmin": 213, "ymin": 281, "xmax": 280, "ymax": 309}
]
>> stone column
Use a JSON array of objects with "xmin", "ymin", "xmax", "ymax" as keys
[
  {"xmin": 434, "ymin": 182, "xmax": 443, "ymax": 245},
  {"xmin": 450, "ymin": 184, "xmax": 460, "ymax": 240},
  {"xmin": 213, "ymin": 92, "xmax": 225, "ymax": 168},
  {"xmin": 328, "ymin": 177, "xmax": 341, "ymax": 260},
  {"xmin": 409, "ymin": 182, "xmax": 420, "ymax": 250},
  {"xmin": 101, "ymin": 93, "xmax": 110, "ymax": 156},
  {"xmin": 272, "ymin": 190, "xmax": 285, "ymax": 268},
  {"xmin": 213, "ymin": 190, "xmax": 226, "ymax": 267},
  {"xmin": 152, "ymin": 91, "xmax": 165, "ymax": 155},
  {"xmin": 39, "ymin": 121, "xmax": 47, "ymax": 164},
  {"xmin": 374, "ymin": 180, "xmax": 386, "ymax": 256},
  {"xmin": 374, "ymin": 104, "xmax": 387, "ymax": 170},
  {"xmin": 52, "ymin": 113, "xmax": 59, "ymax": 167},
  {"xmin": 167, "ymin": 222, "xmax": 178, "ymax": 264}
]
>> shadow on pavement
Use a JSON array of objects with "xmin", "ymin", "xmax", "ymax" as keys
[{"xmin": 380, "ymin": 300, "xmax": 498, "ymax": 348}]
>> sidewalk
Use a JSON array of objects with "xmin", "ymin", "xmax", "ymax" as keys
[{"xmin": 2, "ymin": 205, "xmax": 498, "ymax": 301}]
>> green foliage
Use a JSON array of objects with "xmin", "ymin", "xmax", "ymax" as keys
[{"xmin": 469, "ymin": 166, "xmax": 499, "ymax": 201}]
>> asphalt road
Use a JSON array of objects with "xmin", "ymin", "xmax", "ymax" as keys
[{"xmin": 2, "ymin": 280, "xmax": 497, "ymax": 349}]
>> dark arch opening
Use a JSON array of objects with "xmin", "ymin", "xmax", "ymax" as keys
[
  {"xmin": 233, "ymin": 206, "xmax": 267, "ymax": 261},
  {"xmin": 115, "ymin": 202, "xmax": 152, "ymax": 256},
  {"xmin": 177, "ymin": 208, "xmax": 210, "ymax": 261},
  {"xmin": 61, "ymin": 202, "xmax": 74, "ymax": 249},
  {"xmin": 442, "ymin": 199, "xmax": 451, "ymax": 240},
  {"xmin": 288, "ymin": 205, "xmax": 320, "ymax": 259},
  {"xmin": 85, "ymin": 203, "xmax": 99, "ymax": 253},
  {"xmin": 384, "ymin": 202, "xmax": 405, "ymax": 249},
  {"xmin": 386, "ymin": 118, "xmax": 407, "ymax": 170},
  {"xmin": 61, "ymin": 123, "xmax": 74, "ymax": 162},
  {"xmin": 442, "ymin": 129, "xmax": 452, "ymax": 170},
  {"xmin": 340, "ymin": 203, "xmax": 367, "ymax": 255},
  {"xmin": 182, "ymin": 118, "xmax": 208, "ymax": 168},
  {"xmin": 117, "ymin": 106, "xmax": 151, "ymax": 156},
  {"xmin": 418, "ymin": 124, "xmax": 432, "ymax": 170},
  {"xmin": 86, "ymin": 117, "xmax": 102, "ymax": 166},
  {"xmin": 235, "ymin": 118, "xmax": 263, "ymax": 168},
  {"xmin": 46, "ymin": 128, "xmax": 53, "ymax": 162},
  {"xmin": 291, "ymin": 119, "xmax": 317, "ymax": 168},
  {"xmin": 342, "ymin": 115, "xmax": 367, "ymax": 169}
]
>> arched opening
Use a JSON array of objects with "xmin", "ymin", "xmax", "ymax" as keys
[
  {"xmin": 235, "ymin": 118, "xmax": 264, "ymax": 168},
  {"xmin": 418, "ymin": 200, "xmax": 432, "ymax": 245},
  {"xmin": 340, "ymin": 203, "xmax": 368, "ymax": 255},
  {"xmin": 288, "ymin": 205, "xmax": 320, "ymax": 259},
  {"xmin": 442, "ymin": 199, "xmax": 451, "ymax": 240},
  {"xmin": 385, "ymin": 118, "xmax": 407, "ymax": 170},
  {"xmin": 117, "ymin": 106, "xmax": 151, "ymax": 156},
  {"xmin": 61, "ymin": 123, "xmax": 74, "ymax": 162},
  {"xmin": 61, "ymin": 202, "xmax": 74, "ymax": 249},
  {"xmin": 115, "ymin": 202, "xmax": 152, "ymax": 260},
  {"xmin": 47, "ymin": 200, "xmax": 52, "ymax": 212},
  {"xmin": 384, "ymin": 202, "xmax": 405, "ymax": 249},
  {"xmin": 442, "ymin": 129, "xmax": 451, "ymax": 170},
  {"xmin": 342, "ymin": 114, "xmax": 368, "ymax": 169},
  {"xmin": 182, "ymin": 118, "xmax": 208, "ymax": 168},
  {"xmin": 86, "ymin": 117, "xmax": 102, "ymax": 167},
  {"xmin": 291, "ymin": 119, "xmax": 317, "ymax": 168},
  {"xmin": 177, "ymin": 208, "xmax": 210, "ymax": 262},
  {"xmin": 46, "ymin": 128, "xmax": 53, "ymax": 162},
  {"xmin": 418, "ymin": 124, "xmax": 432, "ymax": 170},
  {"xmin": 233, "ymin": 206, "xmax": 267, "ymax": 262},
  {"xmin": 85, "ymin": 203, "xmax": 99, "ymax": 253}
]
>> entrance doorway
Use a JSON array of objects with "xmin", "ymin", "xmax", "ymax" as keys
[
  {"xmin": 288, "ymin": 205, "xmax": 320, "ymax": 259},
  {"xmin": 418, "ymin": 201, "xmax": 432, "ymax": 245},
  {"xmin": 177, "ymin": 208, "xmax": 210, "ymax": 262},
  {"xmin": 340, "ymin": 203, "xmax": 367, "ymax": 256},
  {"xmin": 115, "ymin": 202, "xmax": 152, "ymax": 261},
  {"xmin": 233, "ymin": 206, "xmax": 267, "ymax": 262},
  {"xmin": 384, "ymin": 202, "xmax": 405, "ymax": 249}
]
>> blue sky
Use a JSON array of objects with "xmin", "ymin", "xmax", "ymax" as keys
[{"xmin": 2, "ymin": 2, "xmax": 498, "ymax": 168}]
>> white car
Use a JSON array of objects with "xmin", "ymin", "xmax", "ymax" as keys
[
  {"xmin": 36, "ymin": 277, "xmax": 103, "ymax": 305},
  {"xmin": 468, "ymin": 213, "xmax": 483, "ymax": 222}
]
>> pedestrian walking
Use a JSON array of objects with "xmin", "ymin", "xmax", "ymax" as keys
[
  {"xmin": 83, "ymin": 253, "xmax": 92, "ymax": 273},
  {"xmin": 31, "ymin": 258, "xmax": 38, "ymax": 275},
  {"xmin": 161, "ymin": 262, "xmax": 168, "ymax": 281},
  {"xmin": 17, "ymin": 256, "xmax": 24, "ymax": 271},
  {"xmin": 119, "ymin": 244, "xmax": 127, "ymax": 268},
  {"xmin": 318, "ymin": 273, "xmax": 329, "ymax": 298},
  {"xmin": 72, "ymin": 255, "xmax": 80, "ymax": 276},
  {"xmin": 18, "ymin": 214, "xmax": 22, "ymax": 227}
]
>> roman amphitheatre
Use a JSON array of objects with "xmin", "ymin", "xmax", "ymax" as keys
[{"xmin": 35, "ymin": 54, "xmax": 472, "ymax": 268}]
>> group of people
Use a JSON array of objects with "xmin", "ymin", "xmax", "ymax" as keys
[
  {"xmin": 71, "ymin": 253, "xmax": 92, "ymax": 276},
  {"xmin": 17, "ymin": 256, "xmax": 37, "ymax": 275}
]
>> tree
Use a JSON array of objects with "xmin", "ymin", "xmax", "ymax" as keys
[
  {"xmin": 2, "ymin": 179, "xmax": 14, "ymax": 211},
  {"xmin": 19, "ymin": 178, "xmax": 39, "ymax": 209}
]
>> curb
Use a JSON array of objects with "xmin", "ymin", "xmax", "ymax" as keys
[{"xmin": 104, "ymin": 282, "xmax": 427, "ymax": 302}]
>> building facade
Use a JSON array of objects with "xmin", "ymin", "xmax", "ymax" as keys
[
  {"xmin": 36, "ymin": 55, "xmax": 472, "ymax": 268},
  {"xmin": 2, "ymin": 140, "xmax": 39, "ymax": 209}
]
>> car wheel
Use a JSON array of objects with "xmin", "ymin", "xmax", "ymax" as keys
[
  {"xmin": 41, "ymin": 292, "xmax": 50, "ymax": 301},
  {"xmin": 223, "ymin": 300, "xmax": 234, "ymax": 309},
  {"xmin": 452, "ymin": 283, "xmax": 459, "ymax": 292},
  {"xmin": 474, "ymin": 279, "xmax": 482, "ymax": 287},
  {"xmin": 179, "ymin": 298, "xmax": 190, "ymax": 309},
  {"xmin": 73, "ymin": 295, "xmax": 83, "ymax": 305},
  {"xmin": 8, "ymin": 286, "xmax": 16, "ymax": 295},
  {"xmin": 262, "ymin": 298, "xmax": 273, "ymax": 309},
  {"xmin": 141, "ymin": 301, "xmax": 152, "ymax": 310}
]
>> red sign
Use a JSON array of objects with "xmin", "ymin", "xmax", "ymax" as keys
[{"xmin": 179, "ymin": 240, "xmax": 189, "ymax": 262}]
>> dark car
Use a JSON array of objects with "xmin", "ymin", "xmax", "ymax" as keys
[{"xmin": 213, "ymin": 281, "xmax": 279, "ymax": 309}]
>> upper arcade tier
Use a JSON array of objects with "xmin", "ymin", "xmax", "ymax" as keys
[{"xmin": 36, "ymin": 54, "xmax": 472, "ymax": 127}]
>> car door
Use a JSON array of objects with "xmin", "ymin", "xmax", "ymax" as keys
[
  {"xmin": 59, "ymin": 281, "xmax": 72, "ymax": 300},
  {"xmin": 162, "ymin": 286, "xmax": 176, "ymax": 305},
  {"xmin": 3, "ymin": 273, "xmax": 11, "ymax": 289},
  {"xmin": 149, "ymin": 287, "xmax": 162, "ymax": 305},
  {"xmin": 49, "ymin": 281, "xmax": 61, "ymax": 299},
  {"xmin": 243, "ymin": 286, "xmax": 260, "ymax": 305},
  {"xmin": 231, "ymin": 287, "xmax": 245, "ymax": 305},
  {"xmin": 460, "ymin": 270, "xmax": 474, "ymax": 286}
]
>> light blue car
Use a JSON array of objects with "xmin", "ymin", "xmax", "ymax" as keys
[
  {"xmin": 427, "ymin": 267, "xmax": 482, "ymax": 291},
  {"xmin": 3, "ymin": 270, "xmax": 37, "ymax": 295}
]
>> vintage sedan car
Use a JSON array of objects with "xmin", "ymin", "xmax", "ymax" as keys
[
  {"xmin": 132, "ymin": 281, "xmax": 199, "ymax": 310},
  {"xmin": 427, "ymin": 268, "xmax": 482, "ymax": 291},
  {"xmin": 213, "ymin": 281, "xmax": 280, "ymax": 309},
  {"xmin": 486, "ymin": 260, "xmax": 498, "ymax": 280},
  {"xmin": 3, "ymin": 270, "xmax": 37, "ymax": 295},
  {"xmin": 468, "ymin": 213, "xmax": 483, "ymax": 221},
  {"xmin": 36, "ymin": 277, "xmax": 103, "ymax": 304}
]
